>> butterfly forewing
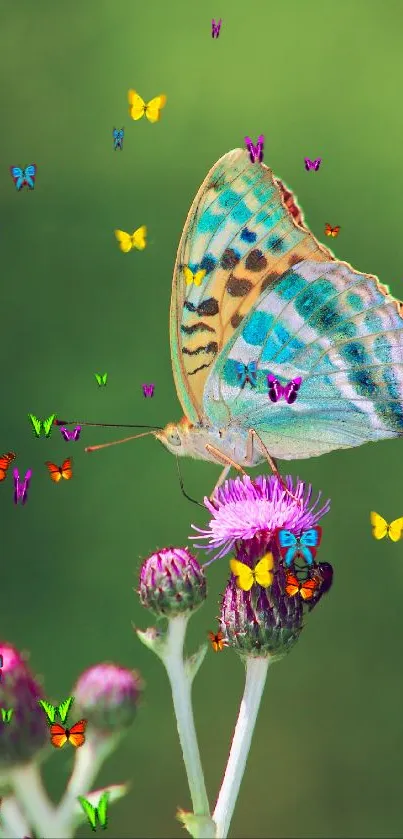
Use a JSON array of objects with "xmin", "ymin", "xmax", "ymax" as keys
[{"xmin": 170, "ymin": 149, "xmax": 334, "ymax": 424}]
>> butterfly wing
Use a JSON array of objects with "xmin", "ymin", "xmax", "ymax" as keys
[
  {"xmin": 67, "ymin": 719, "xmax": 87, "ymax": 747},
  {"xmin": 72, "ymin": 425, "xmax": 81, "ymax": 441},
  {"xmin": 24, "ymin": 164, "xmax": 36, "ymax": 188},
  {"xmin": 78, "ymin": 796, "xmax": 97, "ymax": 829},
  {"xmin": 313, "ymin": 159, "xmax": 322, "ymax": 171},
  {"xmin": 102, "ymin": 373, "xmax": 108, "ymax": 385},
  {"xmin": 254, "ymin": 552, "xmax": 274, "ymax": 587},
  {"xmin": 43, "ymin": 414, "xmax": 56, "ymax": 437},
  {"xmin": 57, "ymin": 696, "xmax": 74, "ymax": 724},
  {"xmin": 298, "ymin": 526, "xmax": 322, "ymax": 563},
  {"xmin": 131, "ymin": 225, "xmax": 147, "ymax": 251},
  {"xmin": 276, "ymin": 529, "xmax": 298, "ymax": 566},
  {"xmin": 45, "ymin": 462, "xmax": 62, "ymax": 482},
  {"xmin": 300, "ymin": 577, "xmax": 318, "ymax": 600},
  {"xmin": 60, "ymin": 458, "xmax": 73, "ymax": 480},
  {"xmin": 60, "ymin": 427, "xmax": 70, "ymax": 441},
  {"xmin": 0, "ymin": 451, "xmax": 15, "ymax": 481},
  {"xmin": 229, "ymin": 558, "xmax": 254, "ymax": 591},
  {"xmin": 10, "ymin": 166, "xmax": 24, "ymax": 189},
  {"xmin": 370, "ymin": 511, "xmax": 388, "ymax": 540},
  {"xmin": 128, "ymin": 90, "xmax": 146, "ymax": 120},
  {"xmin": 28, "ymin": 414, "xmax": 42, "ymax": 437},
  {"xmin": 170, "ymin": 149, "xmax": 335, "ymax": 424},
  {"xmin": 38, "ymin": 699, "xmax": 56, "ymax": 723},
  {"xmin": 145, "ymin": 95, "xmax": 167, "ymax": 123},
  {"xmin": 387, "ymin": 517, "xmax": 403, "ymax": 542},
  {"xmin": 195, "ymin": 153, "xmax": 403, "ymax": 459},
  {"xmin": 50, "ymin": 723, "xmax": 68, "ymax": 748},
  {"xmin": 285, "ymin": 573, "xmax": 300, "ymax": 597},
  {"xmin": 115, "ymin": 230, "xmax": 133, "ymax": 253},
  {"xmin": 304, "ymin": 159, "xmax": 313, "ymax": 171},
  {"xmin": 194, "ymin": 269, "xmax": 207, "ymax": 287}
]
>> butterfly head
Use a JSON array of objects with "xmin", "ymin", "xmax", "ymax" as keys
[{"xmin": 155, "ymin": 418, "xmax": 194, "ymax": 456}]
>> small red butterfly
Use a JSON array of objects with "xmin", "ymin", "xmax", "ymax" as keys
[
  {"xmin": 0, "ymin": 452, "xmax": 15, "ymax": 482},
  {"xmin": 284, "ymin": 573, "xmax": 319, "ymax": 601},
  {"xmin": 50, "ymin": 719, "xmax": 87, "ymax": 748},
  {"xmin": 324, "ymin": 223, "xmax": 341, "ymax": 238},
  {"xmin": 45, "ymin": 457, "xmax": 73, "ymax": 482},
  {"xmin": 208, "ymin": 630, "xmax": 226, "ymax": 652}
]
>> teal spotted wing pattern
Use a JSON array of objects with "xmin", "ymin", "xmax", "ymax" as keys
[
  {"xmin": 203, "ymin": 258, "xmax": 403, "ymax": 459},
  {"xmin": 170, "ymin": 148, "xmax": 335, "ymax": 424},
  {"xmin": 170, "ymin": 148, "xmax": 403, "ymax": 459}
]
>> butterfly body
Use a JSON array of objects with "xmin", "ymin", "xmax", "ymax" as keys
[
  {"xmin": 370, "ymin": 511, "xmax": 403, "ymax": 541},
  {"xmin": 113, "ymin": 128, "xmax": 124, "ymax": 150},
  {"xmin": 155, "ymin": 417, "xmax": 264, "ymax": 467},
  {"xmin": 10, "ymin": 164, "xmax": 36, "ymax": 190}
]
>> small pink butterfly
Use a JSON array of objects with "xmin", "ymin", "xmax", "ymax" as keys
[
  {"xmin": 245, "ymin": 135, "xmax": 264, "ymax": 163},
  {"xmin": 60, "ymin": 425, "xmax": 81, "ymax": 441},
  {"xmin": 267, "ymin": 375, "xmax": 302, "ymax": 404},
  {"xmin": 211, "ymin": 18, "xmax": 222, "ymax": 37},
  {"xmin": 142, "ymin": 384, "xmax": 155, "ymax": 397},
  {"xmin": 304, "ymin": 158, "xmax": 321, "ymax": 171},
  {"xmin": 13, "ymin": 468, "xmax": 32, "ymax": 505}
]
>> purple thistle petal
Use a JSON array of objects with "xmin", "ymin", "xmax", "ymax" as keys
[{"xmin": 190, "ymin": 475, "xmax": 330, "ymax": 564}]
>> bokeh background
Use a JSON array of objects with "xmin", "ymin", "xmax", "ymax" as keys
[{"xmin": 1, "ymin": 0, "xmax": 403, "ymax": 836}]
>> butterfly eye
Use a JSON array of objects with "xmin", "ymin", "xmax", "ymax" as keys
[{"xmin": 167, "ymin": 429, "xmax": 181, "ymax": 447}]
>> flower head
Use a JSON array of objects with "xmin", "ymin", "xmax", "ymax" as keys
[
  {"xmin": 0, "ymin": 642, "xmax": 48, "ymax": 769},
  {"xmin": 138, "ymin": 547, "xmax": 206, "ymax": 617},
  {"xmin": 73, "ymin": 663, "xmax": 143, "ymax": 733},
  {"xmin": 191, "ymin": 475, "xmax": 330, "ymax": 562}
]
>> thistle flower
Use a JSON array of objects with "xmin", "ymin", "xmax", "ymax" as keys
[
  {"xmin": 191, "ymin": 474, "xmax": 330, "ymax": 561},
  {"xmin": 0, "ymin": 642, "xmax": 48, "ymax": 769},
  {"xmin": 138, "ymin": 547, "xmax": 206, "ymax": 617},
  {"xmin": 73, "ymin": 663, "xmax": 143, "ymax": 733},
  {"xmin": 192, "ymin": 475, "xmax": 331, "ymax": 660}
]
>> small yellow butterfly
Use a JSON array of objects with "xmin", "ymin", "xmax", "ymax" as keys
[
  {"xmin": 128, "ymin": 90, "xmax": 167, "ymax": 123},
  {"xmin": 229, "ymin": 553, "xmax": 274, "ymax": 591},
  {"xmin": 183, "ymin": 266, "xmax": 207, "ymax": 287},
  {"xmin": 370, "ymin": 511, "xmax": 403, "ymax": 542},
  {"xmin": 114, "ymin": 226, "xmax": 147, "ymax": 254}
]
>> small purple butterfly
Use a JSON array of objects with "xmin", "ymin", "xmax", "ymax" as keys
[
  {"xmin": 304, "ymin": 158, "xmax": 321, "ymax": 171},
  {"xmin": 13, "ymin": 468, "xmax": 32, "ymax": 505},
  {"xmin": 142, "ymin": 384, "xmax": 155, "ymax": 397},
  {"xmin": 60, "ymin": 425, "xmax": 81, "ymax": 441},
  {"xmin": 245, "ymin": 135, "xmax": 264, "ymax": 163},
  {"xmin": 267, "ymin": 375, "xmax": 302, "ymax": 404},
  {"xmin": 211, "ymin": 18, "xmax": 222, "ymax": 37}
]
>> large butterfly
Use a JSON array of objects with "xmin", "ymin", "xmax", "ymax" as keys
[
  {"xmin": 85, "ymin": 150, "xmax": 403, "ymax": 496},
  {"xmin": 50, "ymin": 720, "xmax": 87, "ymax": 748}
]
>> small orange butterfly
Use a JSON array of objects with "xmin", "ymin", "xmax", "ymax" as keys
[
  {"xmin": 0, "ymin": 452, "xmax": 16, "ymax": 481},
  {"xmin": 208, "ymin": 630, "xmax": 226, "ymax": 652},
  {"xmin": 324, "ymin": 223, "xmax": 341, "ymax": 237},
  {"xmin": 50, "ymin": 719, "xmax": 87, "ymax": 748},
  {"xmin": 284, "ymin": 572, "xmax": 319, "ymax": 601},
  {"xmin": 45, "ymin": 458, "xmax": 73, "ymax": 482}
]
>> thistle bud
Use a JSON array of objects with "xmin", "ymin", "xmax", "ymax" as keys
[
  {"xmin": 138, "ymin": 547, "xmax": 206, "ymax": 617},
  {"xmin": 73, "ymin": 663, "xmax": 143, "ymax": 734},
  {"xmin": 0, "ymin": 642, "xmax": 48, "ymax": 769}
]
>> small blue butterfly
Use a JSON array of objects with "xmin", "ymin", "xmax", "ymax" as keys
[
  {"xmin": 236, "ymin": 361, "xmax": 257, "ymax": 388},
  {"xmin": 276, "ymin": 527, "xmax": 322, "ymax": 567},
  {"xmin": 10, "ymin": 164, "xmax": 36, "ymax": 191},
  {"xmin": 113, "ymin": 128, "xmax": 124, "ymax": 150}
]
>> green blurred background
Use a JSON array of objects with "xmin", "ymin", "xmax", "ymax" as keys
[{"xmin": 1, "ymin": 0, "xmax": 403, "ymax": 836}]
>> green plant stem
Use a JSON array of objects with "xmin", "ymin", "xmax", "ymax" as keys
[
  {"xmin": 163, "ymin": 615, "xmax": 210, "ymax": 818},
  {"xmin": 10, "ymin": 762, "xmax": 70, "ymax": 839},
  {"xmin": 56, "ymin": 731, "xmax": 118, "ymax": 825},
  {"xmin": 213, "ymin": 656, "xmax": 271, "ymax": 839},
  {"xmin": 0, "ymin": 795, "xmax": 31, "ymax": 838}
]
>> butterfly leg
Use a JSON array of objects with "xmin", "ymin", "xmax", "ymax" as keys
[
  {"xmin": 205, "ymin": 445, "xmax": 247, "ymax": 500},
  {"xmin": 246, "ymin": 429, "xmax": 302, "ymax": 506}
]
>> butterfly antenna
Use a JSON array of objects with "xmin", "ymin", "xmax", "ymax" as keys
[
  {"xmin": 175, "ymin": 457, "xmax": 204, "ymax": 508},
  {"xmin": 85, "ymin": 430, "xmax": 156, "ymax": 453},
  {"xmin": 55, "ymin": 420, "xmax": 162, "ymax": 430}
]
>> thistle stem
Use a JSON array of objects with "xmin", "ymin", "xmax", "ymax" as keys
[
  {"xmin": 213, "ymin": 656, "xmax": 271, "ymax": 839},
  {"xmin": 56, "ymin": 731, "xmax": 118, "ymax": 824},
  {"xmin": 163, "ymin": 615, "xmax": 210, "ymax": 818},
  {"xmin": 10, "ymin": 762, "xmax": 70, "ymax": 839}
]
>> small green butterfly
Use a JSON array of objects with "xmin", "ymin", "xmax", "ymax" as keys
[
  {"xmin": 38, "ymin": 695, "xmax": 74, "ymax": 724},
  {"xmin": 95, "ymin": 373, "xmax": 108, "ymax": 386},
  {"xmin": 78, "ymin": 791, "xmax": 110, "ymax": 831},
  {"xmin": 28, "ymin": 413, "xmax": 56, "ymax": 438},
  {"xmin": 1, "ymin": 708, "xmax": 13, "ymax": 723}
]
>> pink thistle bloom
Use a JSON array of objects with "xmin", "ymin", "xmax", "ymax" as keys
[{"xmin": 190, "ymin": 475, "xmax": 331, "ymax": 563}]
